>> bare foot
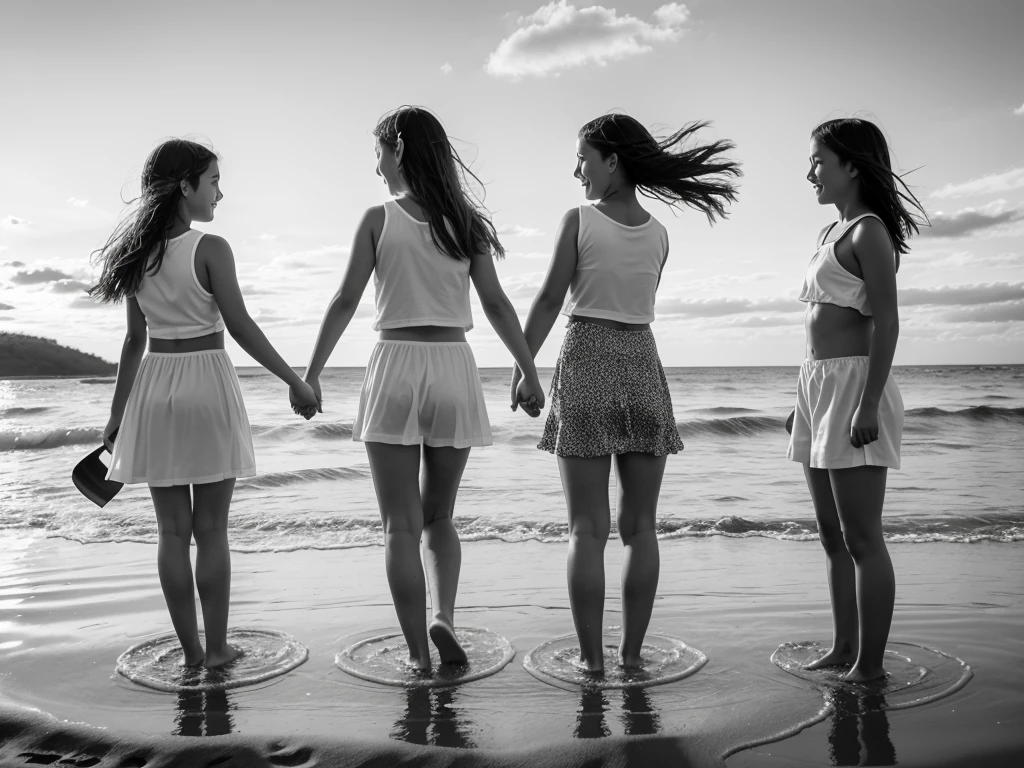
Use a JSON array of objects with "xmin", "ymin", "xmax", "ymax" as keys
[
  {"xmin": 181, "ymin": 651, "xmax": 205, "ymax": 668},
  {"xmin": 405, "ymin": 654, "xmax": 432, "ymax": 672},
  {"xmin": 428, "ymin": 619, "xmax": 468, "ymax": 665},
  {"xmin": 842, "ymin": 665, "xmax": 887, "ymax": 684},
  {"xmin": 619, "ymin": 653, "xmax": 644, "ymax": 669},
  {"xmin": 804, "ymin": 647, "xmax": 857, "ymax": 670},
  {"xmin": 572, "ymin": 651, "xmax": 605, "ymax": 675},
  {"xmin": 204, "ymin": 644, "xmax": 244, "ymax": 669}
]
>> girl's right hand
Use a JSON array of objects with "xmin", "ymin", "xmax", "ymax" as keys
[
  {"xmin": 515, "ymin": 376, "xmax": 544, "ymax": 418},
  {"xmin": 290, "ymin": 380, "xmax": 320, "ymax": 420},
  {"xmin": 510, "ymin": 364, "xmax": 523, "ymax": 410}
]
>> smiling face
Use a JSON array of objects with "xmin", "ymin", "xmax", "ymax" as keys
[
  {"xmin": 182, "ymin": 160, "xmax": 222, "ymax": 222},
  {"xmin": 807, "ymin": 138, "xmax": 857, "ymax": 207},
  {"xmin": 574, "ymin": 139, "xmax": 616, "ymax": 201}
]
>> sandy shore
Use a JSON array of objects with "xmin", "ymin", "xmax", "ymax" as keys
[{"xmin": 1, "ymin": 534, "xmax": 1022, "ymax": 767}]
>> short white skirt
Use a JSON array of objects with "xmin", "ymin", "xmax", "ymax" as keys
[
  {"xmin": 354, "ymin": 341, "xmax": 492, "ymax": 448},
  {"xmin": 786, "ymin": 356, "xmax": 903, "ymax": 470},
  {"xmin": 107, "ymin": 350, "xmax": 256, "ymax": 486}
]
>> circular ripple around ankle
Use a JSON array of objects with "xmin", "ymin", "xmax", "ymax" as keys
[
  {"xmin": 335, "ymin": 627, "xmax": 515, "ymax": 688},
  {"xmin": 771, "ymin": 640, "xmax": 972, "ymax": 709},
  {"xmin": 115, "ymin": 629, "xmax": 308, "ymax": 692},
  {"xmin": 523, "ymin": 632, "xmax": 707, "ymax": 690}
]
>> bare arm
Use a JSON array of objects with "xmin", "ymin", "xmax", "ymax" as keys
[
  {"xmin": 469, "ymin": 244, "xmax": 544, "ymax": 412},
  {"xmin": 521, "ymin": 208, "xmax": 580, "ymax": 357},
  {"xmin": 304, "ymin": 207, "xmax": 379, "ymax": 386},
  {"xmin": 202, "ymin": 235, "xmax": 313, "ymax": 398},
  {"xmin": 103, "ymin": 297, "xmax": 148, "ymax": 449},
  {"xmin": 850, "ymin": 218, "xmax": 899, "ymax": 447}
]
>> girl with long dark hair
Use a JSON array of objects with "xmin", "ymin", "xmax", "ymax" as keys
[
  {"xmin": 789, "ymin": 117, "xmax": 926, "ymax": 681},
  {"xmin": 513, "ymin": 113, "xmax": 740, "ymax": 672},
  {"xmin": 94, "ymin": 138, "xmax": 319, "ymax": 668},
  {"xmin": 302, "ymin": 107, "xmax": 544, "ymax": 670}
]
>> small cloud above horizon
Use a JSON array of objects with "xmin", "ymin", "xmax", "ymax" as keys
[
  {"xmin": 486, "ymin": 1, "xmax": 690, "ymax": 79},
  {"xmin": 931, "ymin": 167, "xmax": 1024, "ymax": 200},
  {"xmin": 67, "ymin": 197, "xmax": 89, "ymax": 207},
  {"xmin": 258, "ymin": 233, "xmax": 278, "ymax": 241},
  {"xmin": 440, "ymin": 63, "xmax": 453, "ymax": 75},
  {"xmin": 1013, "ymin": 102, "xmax": 1024, "ymax": 116},
  {"xmin": 2, "ymin": 215, "xmax": 30, "ymax": 229},
  {"xmin": 10, "ymin": 267, "xmax": 74, "ymax": 285},
  {"xmin": 497, "ymin": 223, "xmax": 545, "ymax": 237},
  {"xmin": 921, "ymin": 200, "xmax": 1024, "ymax": 239}
]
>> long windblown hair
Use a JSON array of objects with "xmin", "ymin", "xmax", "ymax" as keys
[
  {"xmin": 578, "ymin": 114, "xmax": 741, "ymax": 223},
  {"xmin": 90, "ymin": 139, "xmax": 218, "ymax": 302},
  {"xmin": 374, "ymin": 106, "xmax": 504, "ymax": 261},
  {"xmin": 812, "ymin": 118, "xmax": 928, "ymax": 269}
]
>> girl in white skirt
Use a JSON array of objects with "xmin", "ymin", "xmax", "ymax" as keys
[
  {"xmin": 90, "ymin": 139, "xmax": 319, "ymax": 668},
  {"xmin": 791, "ymin": 118, "xmax": 926, "ymax": 682},
  {"xmin": 513, "ymin": 114, "xmax": 740, "ymax": 672},
  {"xmin": 301, "ymin": 107, "xmax": 544, "ymax": 670}
]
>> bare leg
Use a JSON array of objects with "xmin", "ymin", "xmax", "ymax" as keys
[
  {"xmin": 803, "ymin": 465, "xmax": 859, "ymax": 670},
  {"xmin": 366, "ymin": 442, "xmax": 431, "ymax": 670},
  {"xmin": 615, "ymin": 452, "xmax": 666, "ymax": 667},
  {"xmin": 149, "ymin": 485, "xmax": 204, "ymax": 666},
  {"xmin": 558, "ymin": 455, "xmax": 612, "ymax": 672},
  {"xmin": 192, "ymin": 478, "xmax": 240, "ymax": 669},
  {"xmin": 420, "ymin": 445, "xmax": 471, "ymax": 664},
  {"xmin": 830, "ymin": 466, "xmax": 894, "ymax": 682}
]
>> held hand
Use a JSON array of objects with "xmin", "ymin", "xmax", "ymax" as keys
[
  {"xmin": 290, "ymin": 380, "xmax": 320, "ymax": 421},
  {"xmin": 850, "ymin": 403, "xmax": 879, "ymax": 448},
  {"xmin": 102, "ymin": 418, "xmax": 120, "ymax": 452},
  {"xmin": 515, "ymin": 377, "xmax": 545, "ymax": 418},
  {"xmin": 510, "ymin": 364, "xmax": 524, "ymax": 411}
]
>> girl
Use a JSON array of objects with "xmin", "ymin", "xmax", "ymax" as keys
[
  {"xmin": 790, "ymin": 118, "xmax": 925, "ymax": 682},
  {"xmin": 302, "ymin": 107, "xmax": 544, "ymax": 670},
  {"xmin": 513, "ymin": 114, "xmax": 740, "ymax": 672},
  {"xmin": 92, "ymin": 139, "xmax": 319, "ymax": 668}
]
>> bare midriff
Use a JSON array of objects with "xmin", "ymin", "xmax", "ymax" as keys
[
  {"xmin": 149, "ymin": 330, "xmax": 225, "ymax": 353},
  {"xmin": 571, "ymin": 314, "xmax": 650, "ymax": 333},
  {"xmin": 805, "ymin": 303, "xmax": 872, "ymax": 360},
  {"xmin": 379, "ymin": 326, "xmax": 467, "ymax": 342}
]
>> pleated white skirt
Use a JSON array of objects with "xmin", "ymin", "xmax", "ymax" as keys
[
  {"xmin": 354, "ymin": 341, "xmax": 492, "ymax": 448},
  {"xmin": 107, "ymin": 350, "xmax": 256, "ymax": 486}
]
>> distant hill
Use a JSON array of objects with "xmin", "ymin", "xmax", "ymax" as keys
[{"xmin": 0, "ymin": 333, "xmax": 117, "ymax": 378}]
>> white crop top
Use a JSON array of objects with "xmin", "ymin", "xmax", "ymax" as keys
[
  {"xmin": 372, "ymin": 199, "xmax": 474, "ymax": 331},
  {"xmin": 134, "ymin": 230, "xmax": 226, "ymax": 339},
  {"xmin": 798, "ymin": 213, "xmax": 887, "ymax": 317},
  {"xmin": 562, "ymin": 205, "xmax": 669, "ymax": 324}
]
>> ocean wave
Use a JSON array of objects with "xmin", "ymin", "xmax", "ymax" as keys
[
  {"xmin": 236, "ymin": 466, "xmax": 370, "ymax": 490},
  {"xmin": 251, "ymin": 421, "xmax": 354, "ymax": 440},
  {"xmin": 906, "ymin": 405, "xmax": 1024, "ymax": 422},
  {"xmin": 680, "ymin": 415, "xmax": 785, "ymax": 437},
  {"xmin": 0, "ymin": 406, "xmax": 52, "ymax": 417},
  {"xmin": 33, "ymin": 512, "xmax": 1024, "ymax": 550},
  {"xmin": 0, "ymin": 427, "xmax": 100, "ymax": 451}
]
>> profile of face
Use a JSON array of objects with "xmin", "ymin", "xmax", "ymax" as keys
[
  {"xmin": 807, "ymin": 138, "xmax": 858, "ymax": 207},
  {"xmin": 181, "ymin": 160, "xmax": 223, "ymax": 222},
  {"xmin": 574, "ymin": 139, "xmax": 617, "ymax": 201},
  {"xmin": 375, "ymin": 138, "xmax": 406, "ymax": 196}
]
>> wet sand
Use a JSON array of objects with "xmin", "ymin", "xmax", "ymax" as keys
[{"xmin": 1, "ymin": 534, "xmax": 1022, "ymax": 766}]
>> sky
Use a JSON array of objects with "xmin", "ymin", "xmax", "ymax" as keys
[{"xmin": 2, "ymin": 0, "xmax": 1023, "ymax": 368}]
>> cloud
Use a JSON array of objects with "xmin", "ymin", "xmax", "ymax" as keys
[
  {"xmin": 656, "ymin": 296, "xmax": 800, "ymax": 318},
  {"xmin": 941, "ymin": 302, "xmax": 1024, "ymax": 323},
  {"xmin": 10, "ymin": 267, "xmax": 74, "ymax": 285},
  {"xmin": 2, "ymin": 215, "xmax": 30, "ymax": 228},
  {"xmin": 440, "ymin": 63, "xmax": 453, "ymax": 75},
  {"xmin": 67, "ymin": 197, "xmax": 89, "ymax": 207},
  {"xmin": 2, "ymin": 260, "xmax": 25, "ymax": 267},
  {"xmin": 0, "ymin": 302, "xmax": 14, "ymax": 311},
  {"xmin": 1014, "ymin": 102, "xmax": 1024, "ymax": 116},
  {"xmin": 497, "ymin": 224, "xmax": 545, "ymax": 237},
  {"xmin": 69, "ymin": 295, "xmax": 110, "ymax": 310},
  {"xmin": 902, "ymin": 249, "xmax": 1024, "ymax": 271},
  {"xmin": 51, "ymin": 279, "xmax": 92, "ymax": 294},
  {"xmin": 900, "ymin": 282, "xmax": 1024, "ymax": 307},
  {"xmin": 486, "ymin": 1, "xmax": 689, "ymax": 79},
  {"xmin": 931, "ymin": 167, "xmax": 1024, "ymax": 200},
  {"xmin": 921, "ymin": 200, "xmax": 1024, "ymax": 238},
  {"xmin": 258, "ymin": 233, "xmax": 278, "ymax": 241}
]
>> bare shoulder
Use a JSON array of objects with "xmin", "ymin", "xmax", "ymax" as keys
[
  {"xmin": 851, "ymin": 216, "xmax": 894, "ymax": 262},
  {"xmin": 197, "ymin": 233, "xmax": 233, "ymax": 257},
  {"xmin": 556, "ymin": 207, "xmax": 581, "ymax": 239}
]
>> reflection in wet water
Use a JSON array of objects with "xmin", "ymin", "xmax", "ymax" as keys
[
  {"xmin": 390, "ymin": 687, "xmax": 476, "ymax": 748},
  {"xmin": 174, "ymin": 688, "xmax": 234, "ymax": 736},
  {"xmin": 574, "ymin": 686, "xmax": 662, "ymax": 739},
  {"xmin": 827, "ymin": 691, "xmax": 897, "ymax": 766}
]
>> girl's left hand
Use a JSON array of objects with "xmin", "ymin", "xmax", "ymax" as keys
[
  {"xmin": 510, "ymin": 364, "xmax": 523, "ymax": 410},
  {"xmin": 102, "ymin": 418, "xmax": 120, "ymax": 452},
  {"xmin": 290, "ymin": 380, "xmax": 320, "ymax": 420},
  {"xmin": 850, "ymin": 403, "xmax": 879, "ymax": 448},
  {"xmin": 515, "ymin": 377, "xmax": 544, "ymax": 418}
]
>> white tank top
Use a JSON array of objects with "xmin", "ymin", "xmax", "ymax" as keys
[
  {"xmin": 798, "ymin": 213, "xmax": 887, "ymax": 316},
  {"xmin": 372, "ymin": 200, "xmax": 474, "ymax": 331},
  {"xmin": 134, "ymin": 230, "xmax": 226, "ymax": 339},
  {"xmin": 562, "ymin": 205, "xmax": 669, "ymax": 324}
]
